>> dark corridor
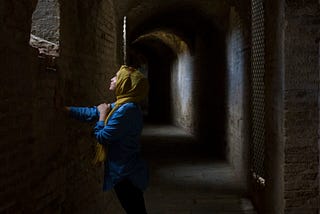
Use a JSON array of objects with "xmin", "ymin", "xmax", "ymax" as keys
[
  {"xmin": 139, "ymin": 124, "xmax": 256, "ymax": 213},
  {"xmin": 3, "ymin": 0, "xmax": 319, "ymax": 213}
]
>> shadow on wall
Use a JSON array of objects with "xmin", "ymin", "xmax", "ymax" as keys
[{"xmin": 194, "ymin": 25, "xmax": 227, "ymax": 160}]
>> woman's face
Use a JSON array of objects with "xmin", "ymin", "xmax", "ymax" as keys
[{"xmin": 109, "ymin": 71, "xmax": 119, "ymax": 91}]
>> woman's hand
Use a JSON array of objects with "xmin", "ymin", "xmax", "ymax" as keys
[{"xmin": 97, "ymin": 103, "xmax": 111, "ymax": 121}]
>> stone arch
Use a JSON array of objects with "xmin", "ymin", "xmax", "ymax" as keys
[{"xmin": 131, "ymin": 31, "xmax": 194, "ymax": 126}]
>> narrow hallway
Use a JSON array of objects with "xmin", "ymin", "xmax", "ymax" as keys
[
  {"xmin": 1, "ymin": 0, "xmax": 319, "ymax": 213},
  {"xmin": 141, "ymin": 124, "xmax": 257, "ymax": 214}
]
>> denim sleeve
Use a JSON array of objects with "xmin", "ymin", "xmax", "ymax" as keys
[
  {"xmin": 93, "ymin": 106, "xmax": 129, "ymax": 145},
  {"xmin": 69, "ymin": 106, "xmax": 99, "ymax": 122}
]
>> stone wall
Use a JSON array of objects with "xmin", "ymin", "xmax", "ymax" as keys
[
  {"xmin": 31, "ymin": 0, "xmax": 60, "ymax": 44},
  {"xmin": 0, "ymin": 0, "xmax": 123, "ymax": 213},
  {"xmin": 57, "ymin": 0, "xmax": 121, "ymax": 212},
  {"xmin": 0, "ymin": 1, "xmax": 38, "ymax": 212},
  {"xmin": 263, "ymin": 0, "xmax": 285, "ymax": 213},
  {"xmin": 1, "ymin": 0, "xmax": 319, "ymax": 213},
  {"xmin": 226, "ymin": 5, "xmax": 250, "ymax": 190},
  {"xmin": 283, "ymin": 1, "xmax": 320, "ymax": 212}
]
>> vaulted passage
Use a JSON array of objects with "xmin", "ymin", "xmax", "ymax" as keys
[
  {"xmin": 1, "ymin": 0, "xmax": 319, "ymax": 213},
  {"xmin": 125, "ymin": 5, "xmax": 253, "ymax": 212},
  {"xmin": 128, "ymin": 5, "xmax": 228, "ymax": 158}
]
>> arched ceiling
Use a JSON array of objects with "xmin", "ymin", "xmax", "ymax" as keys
[
  {"xmin": 114, "ymin": 0, "xmax": 232, "ymax": 42},
  {"xmin": 133, "ymin": 31, "xmax": 189, "ymax": 54},
  {"xmin": 115, "ymin": 0, "xmax": 232, "ymax": 21}
]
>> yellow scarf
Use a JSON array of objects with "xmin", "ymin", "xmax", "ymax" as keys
[{"xmin": 92, "ymin": 65, "xmax": 149, "ymax": 165}]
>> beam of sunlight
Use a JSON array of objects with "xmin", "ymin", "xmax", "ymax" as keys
[{"xmin": 123, "ymin": 16, "xmax": 127, "ymax": 64}]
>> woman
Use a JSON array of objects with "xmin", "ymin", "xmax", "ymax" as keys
[{"xmin": 66, "ymin": 65, "xmax": 149, "ymax": 213}]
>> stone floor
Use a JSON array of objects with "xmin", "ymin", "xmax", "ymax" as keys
[{"xmin": 140, "ymin": 123, "xmax": 257, "ymax": 214}]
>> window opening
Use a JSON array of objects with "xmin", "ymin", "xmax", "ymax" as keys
[{"xmin": 29, "ymin": 0, "xmax": 60, "ymax": 57}]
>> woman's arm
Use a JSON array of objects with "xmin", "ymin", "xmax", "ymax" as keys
[
  {"xmin": 93, "ymin": 103, "xmax": 141, "ymax": 145},
  {"xmin": 93, "ymin": 109, "xmax": 126, "ymax": 145},
  {"xmin": 53, "ymin": 89, "xmax": 99, "ymax": 122},
  {"xmin": 67, "ymin": 106, "xmax": 100, "ymax": 122}
]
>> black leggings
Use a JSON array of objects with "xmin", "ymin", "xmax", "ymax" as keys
[{"xmin": 114, "ymin": 179, "xmax": 147, "ymax": 214}]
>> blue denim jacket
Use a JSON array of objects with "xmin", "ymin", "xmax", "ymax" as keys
[{"xmin": 69, "ymin": 102, "xmax": 149, "ymax": 191}]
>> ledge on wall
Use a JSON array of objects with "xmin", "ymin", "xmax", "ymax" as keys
[{"xmin": 29, "ymin": 34, "xmax": 59, "ymax": 57}]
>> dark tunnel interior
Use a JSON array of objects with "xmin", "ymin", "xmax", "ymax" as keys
[
  {"xmin": 130, "ymin": 38, "xmax": 175, "ymax": 124},
  {"xmin": 127, "ymin": 5, "xmax": 228, "ymax": 159}
]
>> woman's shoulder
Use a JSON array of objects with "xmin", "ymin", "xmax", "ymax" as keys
[
  {"xmin": 117, "ymin": 102, "xmax": 140, "ymax": 113},
  {"xmin": 111, "ymin": 103, "xmax": 141, "ymax": 120},
  {"xmin": 120, "ymin": 102, "xmax": 138, "ymax": 108}
]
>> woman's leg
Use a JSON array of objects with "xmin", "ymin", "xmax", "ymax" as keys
[{"xmin": 114, "ymin": 179, "xmax": 147, "ymax": 214}]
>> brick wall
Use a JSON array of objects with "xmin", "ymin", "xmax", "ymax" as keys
[
  {"xmin": 58, "ymin": 0, "xmax": 121, "ymax": 213},
  {"xmin": 284, "ymin": 1, "xmax": 319, "ymax": 212},
  {"xmin": 0, "ymin": 1, "xmax": 38, "ymax": 212},
  {"xmin": 0, "ymin": 0, "xmax": 124, "ymax": 213}
]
